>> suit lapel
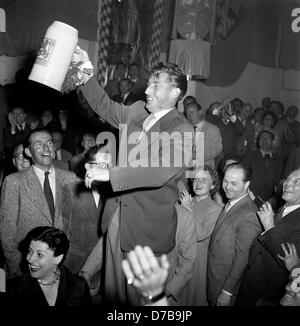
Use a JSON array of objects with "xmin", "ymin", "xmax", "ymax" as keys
[
  {"xmin": 26, "ymin": 166, "xmax": 53, "ymax": 225},
  {"xmin": 214, "ymin": 195, "xmax": 253, "ymax": 232},
  {"xmin": 55, "ymin": 168, "xmax": 63, "ymax": 220}
]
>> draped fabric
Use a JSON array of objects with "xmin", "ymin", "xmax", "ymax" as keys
[
  {"xmin": 169, "ymin": 39, "xmax": 210, "ymax": 79},
  {"xmin": 147, "ymin": 0, "xmax": 163, "ymax": 68},
  {"xmin": 97, "ymin": 0, "xmax": 113, "ymax": 86}
]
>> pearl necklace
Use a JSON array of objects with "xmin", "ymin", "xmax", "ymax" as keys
[{"xmin": 37, "ymin": 270, "xmax": 60, "ymax": 287}]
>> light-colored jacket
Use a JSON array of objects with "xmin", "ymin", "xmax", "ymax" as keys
[{"xmin": 0, "ymin": 165, "xmax": 76, "ymax": 276}]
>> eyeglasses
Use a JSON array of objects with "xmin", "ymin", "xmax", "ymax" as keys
[
  {"xmin": 14, "ymin": 154, "xmax": 26, "ymax": 161},
  {"xmin": 285, "ymin": 177, "xmax": 300, "ymax": 186},
  {"xmin": 193, "ymin": 178, "xmax": 210, "ymax": 184},
  {"xmin": 88, "ymin": 161, "xmax": 113, "ymax": 169}
]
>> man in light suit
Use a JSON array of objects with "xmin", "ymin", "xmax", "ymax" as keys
[
  {"xmin": 185, "ymin": 102, "xmax": 223, "ymax": 168},
  {"xmin": 77, "ymin": 55, "xmax": 193, "ymax": 304},
  {"xmin": 235, "ymin": 168, "xmax": 300, "ymax": 305},
  {"xmin": 0, "ymin": 129, "xmax": 76, "ymax": 279},
  {"xmin": 207, "ymin": 162, "xmax": 262, "ymax": 305}
]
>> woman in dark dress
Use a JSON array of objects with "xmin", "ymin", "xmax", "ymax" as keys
[{"xmin": 2, "ymin": 226, "xmax": 91, "ymax": 306}]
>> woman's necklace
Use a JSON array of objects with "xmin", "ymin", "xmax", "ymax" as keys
[{"xmin": 37, "ymin": 270, "xmax": 60, "ymax": 287}]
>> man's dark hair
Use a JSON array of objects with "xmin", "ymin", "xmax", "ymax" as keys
[
  {"xmin": 24, "ymin": 128, "xmax": 52, "ymax": 149},
  {"xmin": 152, "ymin": 62, "xmax": 187, "ymax": 101},
  {"xmin": 271, "ymin": 100, "xmax": 285, "ymax": 114},
  {"xmin": 257, "ymin": 130, "xmax": 275, "ymax": 147},
  {"xmin": 84, "ymin": 142, "xmax": 109, "ymax": 164},
  {"xmin": 225, "ymin": 162, "xmax": 252, "ymax": 183}
]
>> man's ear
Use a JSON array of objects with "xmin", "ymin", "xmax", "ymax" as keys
[
  {"xmin": 245, "ymin": 180, "xmax": 250, "ymax": 191},
  {"xmin": 24, "ymin": 148, "xmax": 32, "ymax": 158},
  {"xmin": 84, "ymin": 163, "xmax": 90, "ymax": 171},
  {"xmin": 170, "ymin": 87, "xmax": 181, "ymax": 100}
]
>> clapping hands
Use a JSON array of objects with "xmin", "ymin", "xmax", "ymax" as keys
[{"xmin": 178, "ymin": 190, "xmax": 193, "ymax": 211}]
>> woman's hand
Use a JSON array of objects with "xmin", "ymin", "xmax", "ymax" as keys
[{"xmin": 178, "ymin": 190, "xmax": 193, "ymax": 211}]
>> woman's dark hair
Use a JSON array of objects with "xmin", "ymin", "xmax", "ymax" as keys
[
  {"xmin": 152, "ymin": 62, "xmax": 187, "ymax": 101},
  {"xmin": 21, "ymin": 227, "xmax": 69, "ymax": 267}
]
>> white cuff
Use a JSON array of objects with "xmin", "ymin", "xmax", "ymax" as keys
[{"xmin": 222, "ymin": 289, "xmax": 233, "ymax": 296}]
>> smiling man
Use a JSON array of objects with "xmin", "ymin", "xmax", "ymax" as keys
[
  {"xmin": 235, "ymin": 168, "xmax": 300, "ymax": 305},
  {"xmin": 207, "ymin": 162, "xmax": 261, "ymax": 306},
  {"xmin": 75, "ymin": 48, "xmax": 193, "ymax": 304},
  {"xmin": 0, "ymin": 129, "xmax": 76, "ymax": 279}
]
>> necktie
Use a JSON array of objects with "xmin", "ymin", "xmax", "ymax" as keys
[
  {"xmin": 225, "ymin": 200, "xmax": 232, "ymax": 213},
  {"xmin": 142, "ymin": 114, "xmax": 156, "ymax": 132},
  {"xmin": 192, "ymin": 126, "xmax": 197, "ymax": 160},
  {"xmin": 137, "ymin": 114, "xmax": 156, "ymax": 144},
  {"xmin": 44, "ymin": 171, "xmax": 55, "ymax": 225}
]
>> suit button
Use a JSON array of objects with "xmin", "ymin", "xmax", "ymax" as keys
[
  {"xmin": 123, "ymin": 204, "xmax": 128, "ymax": 208},
  {"xmin": 115, "ymin": 198, "xmax": 119, "ymax": 203}
]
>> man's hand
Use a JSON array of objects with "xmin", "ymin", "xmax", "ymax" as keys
[
  {"xmin": 257, "ymin": 202, "xmax": 274, "ymax": 231},
  {"xmin": 278, "ymin": 242, "xmax": 300, "ymax": 272},
  {"xmin": 121, "ymin": 245, "xmax": 169, "ymax": 299},
  {"xmin": 8, "ymin": 113, "xmax": 17, "ymax": 131},
  {"xmin": 71, "ymin": 45, "xmax": 94, "ymax": 84},
  {"xmin": 216, "ymin": 290, "xmax": 232, "ymax": 306},
  {"xmin": 85, "ymin": 167, "xmax": 110, "ymax": 188}
]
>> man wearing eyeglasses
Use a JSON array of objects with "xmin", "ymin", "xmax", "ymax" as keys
[
  {"xmin": 235, "ymin": 168, "xmax": 300, "ymax": 305},
  {"xmin": 61, "ymin": 144, "xmax": 112, "ymax": 285}
]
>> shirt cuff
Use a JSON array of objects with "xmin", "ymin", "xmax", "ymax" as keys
[{"xmin": 222, "ymin": 289, "xmax": 233, "ymax": 296}]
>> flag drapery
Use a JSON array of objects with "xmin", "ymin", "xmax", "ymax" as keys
[
  {"xmin": 97, "ymin": 0, "xmax": 113, "ymax": 86},
  {"xmin": 147, "ymin": 0, "xmax": 163, "ymax": 69}
]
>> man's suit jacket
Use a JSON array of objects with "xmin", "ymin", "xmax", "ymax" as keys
[
  {"xmin": 80, "ymin": 76, "xmax": 193, "ymax": 254},
  {"xmin": 4, "ymin": 123, "xmax": 31, "ymax": 152},
  {"xmin": 236, "ymin": 207, "xmax": 300, "ymax": 305},
  {"xmin": 206, "ymin": 114, "xmax": 243, "ymax": 157},
  {"xmin": 243, "ymin": 149, "xmax": 284, "ymax": 201},
  {"xmin": 283, "ymin": 146, "xmax": 300, "ymax": 178},
  {"xmin": 112, "ymin": 92, "xmax": 139, "ymax": 106},
  {"xmin": 194, "ymin": 120, "xmax": 223, "ymax": 168},
  {"xmin": 207, "ymin": 195, "xmax": 262, "ymax": 304},
  {"xmin": 166, "ymin": 203, "xmax": 197, "ymax": 304},
  {"xmin": 0, "ymin": 165, "xmax": 76, "ymax": 276},
  {"xmin": 61, "ymin": 181, "xmax": 104, "ymax": 274}
]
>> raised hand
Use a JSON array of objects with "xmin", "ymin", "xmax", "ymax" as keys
[
  {"xmin": 257, "ymin": 201, "xmax": 274, "ymax": 231},
  {"xmin": 178, "ymin": 189, "xmax": 193, "ymax": 211},
  {"xmin": 278, "ymin": 242, "xmax": 299, "ymax": 272},
  {"xmin": 121, "ymin": 245, "xmax": 169, "ymax": 300}
]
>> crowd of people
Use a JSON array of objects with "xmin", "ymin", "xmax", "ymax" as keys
[{"xmin": 0, "ymin": 46, "xmax": 300, "ymax": 307}]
